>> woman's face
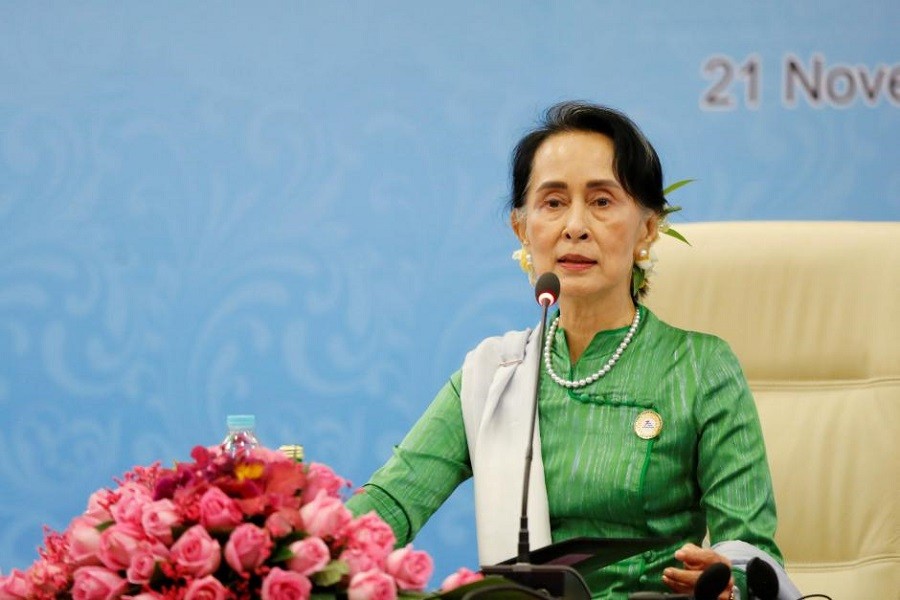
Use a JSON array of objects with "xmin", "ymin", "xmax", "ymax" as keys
[{"xmin": 512, "ymin": 131, "xmax": 658, "ymax": 305}]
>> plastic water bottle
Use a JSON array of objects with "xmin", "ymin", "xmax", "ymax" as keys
[{"xmin": 221, "ymin": 414, "xmax": 260, "ymax": 458}]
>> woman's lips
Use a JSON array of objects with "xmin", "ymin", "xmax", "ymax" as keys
[{"xmin": 558, "ymin": 254, "xmax": 597, "ymax": 271}]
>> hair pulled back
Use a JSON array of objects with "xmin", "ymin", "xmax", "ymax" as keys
[{"xmin": 508, "ymin": 102, "xmax": 665, "ymax": 214}]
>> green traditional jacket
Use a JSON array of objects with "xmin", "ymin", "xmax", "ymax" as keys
[{"xmin": 346, "ymin": 306, "xmax": 782, "ymax": 599}]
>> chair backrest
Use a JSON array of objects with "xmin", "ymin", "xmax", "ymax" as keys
[{"xmin": 645, "ymin": 221, "xmax": 899, "ymax": 599}]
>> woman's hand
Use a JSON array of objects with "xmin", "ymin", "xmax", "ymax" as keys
[{"xmin": 662, "ymin": 543, "xmax": 734, "ymax": 600}]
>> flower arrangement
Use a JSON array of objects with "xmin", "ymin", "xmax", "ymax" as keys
[{"xmin": 0, "ymin": 445, "xmax": 483, "ymax": 600}]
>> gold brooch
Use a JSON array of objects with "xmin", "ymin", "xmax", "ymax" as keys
[{"xmin": 633, "ymin": 410, "xmax": 663, "ymax": 440}]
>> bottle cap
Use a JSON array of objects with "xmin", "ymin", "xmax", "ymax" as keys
[
  {"xmin": 279, "ymin": 445, "xmax": 304, "ymax": 461},
  {"xmin": 226, "ymin": 414, "xmax": 256, "ymax": 430}
]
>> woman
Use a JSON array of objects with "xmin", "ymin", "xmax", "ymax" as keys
[{"xmin": 346, "ymin": 102, "xmax": 788, "ymax": 600}]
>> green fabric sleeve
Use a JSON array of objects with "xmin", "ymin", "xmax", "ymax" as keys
[
  {"xmin": 693, "ymin": 336, "xmax": 782, "ymax": 565},
  {"xmin": 344, "ymin": 370, "xmax": 472, "ymax": 546},
  {"xmin": 345, "ymin": 483, "xmax": 415, "ymax": 543}
]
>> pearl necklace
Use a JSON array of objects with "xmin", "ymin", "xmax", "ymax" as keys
[{"xmin": 543, "ymin": 309, "xmax": 641, "ymax": 389}]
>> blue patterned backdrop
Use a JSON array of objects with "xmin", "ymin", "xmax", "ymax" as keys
[{"xmin": 1, "ymin": 1, "xmax": 898, "ymax": 577}]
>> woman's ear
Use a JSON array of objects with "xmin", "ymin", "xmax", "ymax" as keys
[
  {"xmin": 643, "ymin": 211, "xmax": 660, "ymax": 244},
  {"xmin": 510, "ymin": 209, "xmax": 527, "ymax": 243}
]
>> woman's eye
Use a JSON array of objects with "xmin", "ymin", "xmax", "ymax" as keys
[
  {"xmin": 545, "ymin": 197, "xmax": 564, "ymax": 208},
  {"xmin": 591, "ymin": 197, "xmax": 611, "ymax": 207}
]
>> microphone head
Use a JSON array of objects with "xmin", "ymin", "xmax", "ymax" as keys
[
  {"xmin": 534, "ymin": 272, "xmax": 560, "ymax": 307},
  {"xmin": 746, "ymin": 557, "xmax": 779, "ymax": 600},
  {"xmin": 693, "ymin": 562, "xmax": 731, "ymax": 600}
]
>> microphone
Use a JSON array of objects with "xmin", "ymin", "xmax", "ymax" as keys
[
  {"xmin": 480, "ymin": 273, "xmax": 591, "ymax": 600},
  {"xmin": 535, "ymin": 271, "xmax": 561, "ymax": 307},
  {"xmin": 628, "ymin": 561, "xmax": 731, "ymax": 600},
  {"xmin": 746, "ymin": 557, "xmax": 779, "ymax": 600},
  {"xmin": 694, "ymin": 562, "xmax": 731, "ymax": 600},
  {"xmin": 519, "ymin": 272, "xmax": 560, "ymax": 562}
]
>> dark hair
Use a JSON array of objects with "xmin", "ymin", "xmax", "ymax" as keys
[{"xmin": 508, "ymin": 101, "xmax": 665, "ymax": 213}]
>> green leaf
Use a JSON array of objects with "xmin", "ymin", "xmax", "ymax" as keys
[
  {"xmin": 310, "ymin": 593, "xmax": 337, "ymax": 600},
  {"xmin": 663, "ymin": 179, "xmax": 695, "ymax": 195},
  {"xmin": 661, "ymin": 204, "xmax": 682, "ymax": 216},
  {"xmin": 312, "ymin": 559, "xmax": 350, "ymax": 587},
  {"xmin": 662, "ymin": 227, "xmax": 691, "ymax": 246},
  {"xmin": 95, "ymin": 520, "xmax": 115, "ymax": 532},
  {"xmin": 631, "ymin": 266, "xmax": 646, "ymax": 298},
  {"xmin": 270, "ymin": 545, "xmax": 295, "ymax": 563}
]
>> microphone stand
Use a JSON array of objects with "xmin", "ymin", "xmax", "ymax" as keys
[
  {"xmin": 518, "ymin": 293, "xmax": 552, "ymax": 563},
  {"xmin": 479, "ymin": 274, "xmax": 590, "ymax": 600}
]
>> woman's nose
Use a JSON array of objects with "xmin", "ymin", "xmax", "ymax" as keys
[{"xmin": 564, "ymin": 204, "xmax": 589, "ymax": 240}]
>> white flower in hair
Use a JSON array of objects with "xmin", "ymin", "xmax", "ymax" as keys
[
  {"xmin": 512, "ymin": 246, "xmax": 536, "ymax": 284},
  {"xmin": 636, "ymin": 248, "xmax": 658, "ymax": 274},
  {"xmin": 512, "ymin": 247, "xmax": 533, "ymax": 273}
]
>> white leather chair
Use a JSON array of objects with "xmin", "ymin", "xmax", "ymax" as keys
[{"xmin": 645, "ymin": 221, "xmax": 899, "ymax": 599}]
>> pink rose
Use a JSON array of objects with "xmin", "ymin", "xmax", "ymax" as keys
[
  {"xmin": 0, "ymin": 568, "xmax": 32, "ymax": 599},
  {"xmin": 385, "ymin": 545, "xmax": 433, "ymax": 591},
  {"xmin": 302, "ymin": 463, "xmax": 349, "ymax": 503},
  {"xmin": 141, "ymin": 499, "xmax": 182, "ymax": 544},
  {"xmin": 110, "ymin": 483, "xmax": 152, "ymax": 528},
  {"xmin": 440, "ymin": 567, "xmax": 484, "ymax": 591},
  {"xmin": 184, "ymin": 575, "xmax": 227, "ymax": 600},
  {"xmin": 170, "ymin": 525, "xmax": 221, "ymax": 578},
  {"xmin": 126, "ymin": 552, "xmax": 157, "ymax": 586},
  {"xmin": 347, "ymin": 569, "xmax": 397, "ymax": 600},
  {"xmin": 343, "ymin": 512, "xmax": 395, "ymax": 563},
  {"xmin": 286, "ymin": 536, "xmax": 331, "ymax": 576},
  {"xmin": 125, "ymin": 594, "xmax": 164, "ymax": 600},
  {"xmin": 67, "ymin": 516, "xmax": 103, "ymax": 566},
  {"xmin": 265, "ymin": 510, "xmax": 300, "ymax": 539},
  {"xmin": 299, "ymin": 490, "xmax": 351, "ymax": 538},
  {"xmin": 198, "ymin": 487, "xmax": 243, "ymax": 530},
  {"xmin": 261, "ymin": 567, "xmax": 312, "ymax": 600},
  {"xmin": 224, "ymin": 523, "xmax": 272, "ymax": 574},
  {"xmin": 98, "ymin": 523, "xmax": 143, "ymax": 571},
  {"xmin": 86, "ymin": 489, "xmax": 115, "ymax": 522},
  {"xmin": 339, "ymin": 548, "xmax": 379, "ymax": 577},
  {"xmin": 127, "ymin": 543, "xmax": 169, "ymax": 585},
  {"xmin": 71, "ymin": 566, "xmax": 127, "ymax": 600}
]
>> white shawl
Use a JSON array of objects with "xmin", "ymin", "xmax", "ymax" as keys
[{"xmin": 460, "ymin": 326, "xmax": 553, "ymax": 565}]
